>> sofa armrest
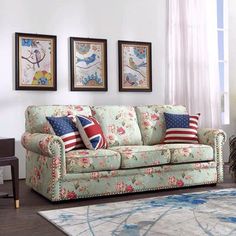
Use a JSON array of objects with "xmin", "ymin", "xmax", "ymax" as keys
[
  {"xmin": 198, "ymin": 128, "xmax": 226, "ymax": 183},
  {"xmin": 22, "ymin": 132, "xmax": 67, "ymax": 200},
  {"xmin": 198, "ymin": 128, "xmax": 226, "ymax": 146},
  {"xmin": 21, "ymin": 132, "xmax": 65, "ymax": 157}
]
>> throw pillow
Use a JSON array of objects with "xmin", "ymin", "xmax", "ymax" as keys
[
  {"xmin": 163, "ymin": 113, "xmax": 200, "ymax": 143},
  {"xmin": 46, "ymin": 116, "xmax": 84, "ymax": 152},
  {"xmin": 76, "ymin": 115, "xmax": 108, "ymax": 150}
]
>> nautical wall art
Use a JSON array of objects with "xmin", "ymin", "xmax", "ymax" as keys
[
  {"xmin": 15, "ymin": 32, "xmax": 57, "ymax": 90},
  {"xmin": 70, "ymin": 37, "xmax": 107, "ymax": 91},
  {"xmin": 118, "ymin": 40, "xmax": 152, "ymax": 92}
]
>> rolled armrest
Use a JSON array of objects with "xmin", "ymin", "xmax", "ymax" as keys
[
  {"xmin": 21, "ymin": 132, "xmax": 65, "ymax": 157},
  {"xmin": 198, "ymin": 128, "xmax": 226, "ymax": 146},
  {"xmin": 198, "ymin": 128, "xmax": 226, "ymax": 183}
]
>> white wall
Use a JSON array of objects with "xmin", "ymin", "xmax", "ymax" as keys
[{"xmin": 0, "ymin": 0, "xmax": 167, "ymax": 179}]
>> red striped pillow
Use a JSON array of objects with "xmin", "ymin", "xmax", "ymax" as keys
[
  {"xmin": 46, "ymin": 116, "xmax": 85, "ymax": 152},
  {"xmin": 164, "ymin": 113, "xmax": 200, "ymax": 143}
]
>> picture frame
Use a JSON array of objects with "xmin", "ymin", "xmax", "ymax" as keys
[
  {"xmin": 15, "ymin": 32, "xmax": 57, "ymax": 90},
  {"xmin": 70, "ymin": 37, "xmax": 107, "ymax": 91},
  {"xmin": 118, "ymin": 40, "xmax": 152, "ymax": 92}
]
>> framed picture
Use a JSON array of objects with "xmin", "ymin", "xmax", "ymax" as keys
[
  {"xmin": 70, "ymin": 37, "xmax": 107, "ymax": 91},
  {"xmin": 15, "ymin": 32, "xmax": 57, "ymax": 90},
  {"xmin": 118, "ymin": 40, "xmax": 152, "ymax": 92}
]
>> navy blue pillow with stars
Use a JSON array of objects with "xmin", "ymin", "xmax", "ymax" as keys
[
  {"xmin": 164, "ymin": 113, "xmax": 189, "ymax": 129},
  {"xmin": 46, "ymin": 116, "xmax": 84, "ymax": 152}
]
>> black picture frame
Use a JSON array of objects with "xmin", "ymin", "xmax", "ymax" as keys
[
  {"xmin": 70, "ymin": 37, "xmax": 107, "ymax": 91},
  {"xmin": 118, "ymin": 40, "xmax": 152, "ymax": 92},
  {"xmin": 15, "ymin": 32, "xmax": 57, "ymax": 91}
]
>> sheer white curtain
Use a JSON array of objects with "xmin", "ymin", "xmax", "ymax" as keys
[{"xmin": 166, "ymin": 0, "xmax": 221, "ymax": 128}]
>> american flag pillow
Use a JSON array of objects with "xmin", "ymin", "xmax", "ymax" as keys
[
  {"xmin": 76, "ymin": 115, "xmax": 107, "ymax": 150},
  {"xmin": 46, "ymin": 116, "xmax": 84, "ymax": 152},
  {"xmin": 163, "ymin": 113, "xmax": 200, "ymax": 143}
]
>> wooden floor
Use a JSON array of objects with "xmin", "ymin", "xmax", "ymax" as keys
[{"xmin": 0, "ymin": 164, "xmax": 235, "ymax": 236}]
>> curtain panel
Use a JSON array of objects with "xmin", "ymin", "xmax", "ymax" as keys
[{"xmin": 166, "ymin": 0, "xmax": 221, "ymax": 128}]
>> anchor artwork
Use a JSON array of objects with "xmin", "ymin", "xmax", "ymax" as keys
[
  {"xmin": 15, "ymin": 33, "xmax": 57, "ymax": 90},
  {"xmin": 70, "ymin": 37, "xmax": 107, "ymax": 91}
]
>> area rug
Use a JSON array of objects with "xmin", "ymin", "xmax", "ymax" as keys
[{"xmin": 39, "ymin": 189, "xmax": 236, "ymax": 236}]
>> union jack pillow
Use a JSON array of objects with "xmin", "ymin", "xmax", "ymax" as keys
[
  {"xmin": 46, "ymin": 116, "xmax": 85, "ymax": 152},
  {"xmin": 76, "ymin": 115, "xmax": 108, "ymax": 150},
  {"xmin": 163, "ymin": 113, "xmax": 200, "ymax": 143}
]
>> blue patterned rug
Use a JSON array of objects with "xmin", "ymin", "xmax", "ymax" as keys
[{"xmin": 39, "ymin": 189, "xmax": 236, "ymax": 236}]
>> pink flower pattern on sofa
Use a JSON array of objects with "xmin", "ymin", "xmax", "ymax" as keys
[
  {"xmin": 91, "ymin": 106, "xmax": 143, "ymax": 147},
  {"xmin": 135, "ymin": 105, "xmax": 187, "ymax": 145},
  {"xmin": 22, "ymin": 105, "xmax": 226, "ymax": 201}
]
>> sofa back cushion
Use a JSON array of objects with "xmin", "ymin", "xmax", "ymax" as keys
[
  {"xmin": 135, "ymin": 105, "xmax": 187, "ymax": 145},
  {"xmin": 25, "ymin": 105, "xmax": 92, "ymax": 133},
  {"xmin": 91, "ymin": 106, "xmax": 143, "ymax": 147}
]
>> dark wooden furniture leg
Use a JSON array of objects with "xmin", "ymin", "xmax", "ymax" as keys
[
  {"xmin": 11, "ymin": 158, "xmax": 19, "ymax": 208},
  {"xmin": 0, "ymin": 138, "xmax": 19, "ymax": 208},
  {"xmin": 0, "ymin": 157, "xmax": 19, "ymax": 208}
]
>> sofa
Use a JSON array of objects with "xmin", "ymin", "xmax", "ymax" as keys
[{"xmin": 21, "ymin": 105, "xmax": 226, "ymax": 202}]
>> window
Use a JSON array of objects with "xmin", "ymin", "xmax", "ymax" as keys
[{"xmin": 217, "ymin": 0, "xmax": 229, "ymax": 124}]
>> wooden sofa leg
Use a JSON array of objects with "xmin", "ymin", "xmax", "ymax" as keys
[{"xmin": 11, "ymin": 158, "xmax": 19, "ymax": 208}]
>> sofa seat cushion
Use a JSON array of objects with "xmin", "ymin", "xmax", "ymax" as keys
[
  {"xmin": 66, "ymin": 149, "xmax": 121, "ymax": 173},
  {"xmin": 109, "ymin": 146, "xmax": 171, "ymax": 169},
  {"xmin": 161, "ymin": 143, "xmax": 214, "ymax": 164}
]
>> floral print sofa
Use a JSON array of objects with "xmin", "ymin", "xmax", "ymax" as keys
[{"xmin": 21, "ymin": 105, "xmax": 226, "ymax": 201}]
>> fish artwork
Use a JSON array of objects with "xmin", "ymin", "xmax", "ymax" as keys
[{"xmin": 77, "ymin": 54, "xmax": 96, "ymax": 65}]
